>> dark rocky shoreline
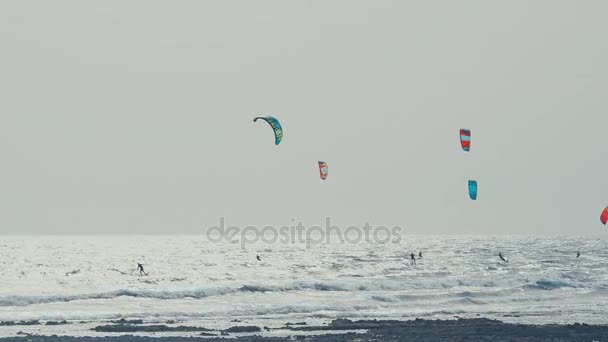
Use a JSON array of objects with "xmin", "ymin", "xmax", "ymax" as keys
[{"xmin": 1, "ymin": 318, "xmax": 608, "ymax": 341}]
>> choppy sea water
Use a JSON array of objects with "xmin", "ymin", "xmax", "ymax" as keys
[{"xmin": 0, "ymin": 235, "xmax": 607, "ymax": 336}]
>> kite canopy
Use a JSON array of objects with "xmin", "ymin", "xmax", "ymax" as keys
[
  {"xmin": 468, "ymin": 180, "xmax": 478, "ymax": 200},
  {"xmin": 460, "ymin": 129, "xmax": 471, "ymax": 151},
  {"xmin": 318, "ymin": 161, "xmax": 328, "ymax": 180},
  {"xmin": 253, "ymin": 116, "xmax": 283, "ymax": 145},
  {"xmin": 601, "ymin": 207, "xmax": 608, "ymax": 225}
]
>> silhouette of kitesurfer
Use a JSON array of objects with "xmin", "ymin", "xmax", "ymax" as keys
[
  {"xmin": 576, "ymin": 250, "xmax": 580, "ymax": 258},
  {"xmin": 256, "ymin": 254, "xmax": 261, "ymax": 261},
  {"xmin": 137, "ymin": 263, "xmax": 146, "ymax": 276},
  {"xmin": 498, "ymin": 252, "xmax": 508, "ymax": 263},
  {"xmin": 419, "ymin": 251, "xmax": 423, "ymax": 258},
  {"xmin": 410, "ymin": 252, "xmax": 416, "ymax": 265}
]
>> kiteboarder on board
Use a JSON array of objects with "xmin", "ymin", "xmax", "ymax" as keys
[
  {"xmin": 256, "ymin": 254, "xmax": 261, "ymax": 261},
  {"xmin": 577, "ymin": 250, "xmax": 580, "ymax": 258},
  {"xmin": 137, "ymin": 263, "xmax": 147, "ymax": 276},
  {"xmin": 418, "ymin": 251, "xmax": 423, "ymax": 258},
  {"xmin": 498, "ymin": 252, "xmax": 508, "ymax": 263},
  {"xmin": 410, "ymin": 252, "xmax": 416, "ymax": 265}
]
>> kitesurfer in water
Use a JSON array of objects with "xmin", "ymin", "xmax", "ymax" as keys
[
  {"xmin": 137, "ymin": 263, "xmax": 146, "ymax": 276},
  {"xmin": 256, "ymin": 254, "xmax": 261, "ymax": 261},
  {"xmin": 577, "ymin": 250, "xmax": 580, "ymax": 258},
  {"xmin": 419, "ymin": 251, "xmax": 423, "ymax": 258},
  {"xmin": 498, "ymin": 252, "xmax": 508, "ymax": 263},
  {"xmin": 410, "ymin": 252, "xmax": 416, "ymax": 265}
]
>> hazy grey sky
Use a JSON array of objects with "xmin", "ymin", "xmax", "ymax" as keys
[{"xmin": 1, "ymin": 1, "xmax": 607, "ymax": 235}]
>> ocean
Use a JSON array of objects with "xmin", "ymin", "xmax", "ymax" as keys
[{"xmin": 0, "ymin": 235, "xmax": 606, "ymax": 337}]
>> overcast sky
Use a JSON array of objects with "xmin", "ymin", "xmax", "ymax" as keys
[{"xmin": 0, "ymin": 1, "xmax": 607, "ymax": 235}]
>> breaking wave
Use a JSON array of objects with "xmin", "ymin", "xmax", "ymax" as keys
[{"xmin": 0, "ymin": 275, "xmax": 584, "ymax": 307}]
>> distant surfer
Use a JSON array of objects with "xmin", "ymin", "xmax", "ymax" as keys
[
  {"xmin": 137, "ymin": 263, "xmax": 146, "ymax": 276},
  {"xmin": 418, "ymin": 251, "xmax": 423, "ymax": 258},
  {"xmin": 256, "ymin": 254, "xmax": 261, "ymax": 261},
  {"xmin": 576, "ymin": 250, "xmax": 580, "ymax": 258},
  {"xmin": 498, "ymin": 252, "xmax": 508, "ymax": 263},
  {"xmin": 410, "ymin": 252, "xmax": 416, "ymax": 265}
]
